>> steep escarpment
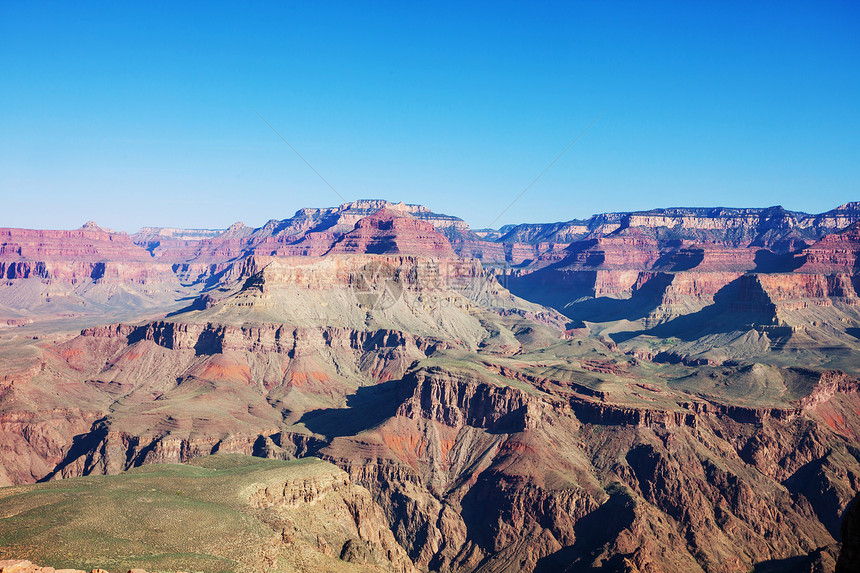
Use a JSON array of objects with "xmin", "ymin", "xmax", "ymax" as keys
[
  {"xmin": 0, "ymin": 223, "xmax": 169, "ymax": 283},
  {"xmin": 327, "ymin": 208, "xmax": 456, "ymax": 258},
  {"xmin": 0, "ymin": 247, "xmax": 566, "ymax": 485},
  {"xmin": 4, "ymin": 306, "xmax": 860, "ymax": 572},
  {"xmin": 130, "ymin": 201, "xmax": 860, "ymax": 280},
  {"xmin": 4, "ymin": 200, "xmax": 860, "ymax": 573},
  {"xmin": 316, "ymin": 362, "xmax": 860, "ymax": 573},
  {"xmin": 134, "ymin": 200, "xmax": 467, "ymax": 275},
  {"xmin": 505, "ymin": 212, "xmax": 860, "ymax": 370},
  {"xmin": 499, "ymin": 203, "xmax": 860, "ymax": 253},
  {"xmin": 796, "ymin": 221, "xmax": 860, "ymax": 273},
  {"xmin": 0, "ymin": 409, "xmax": 104, "ymax": 486},
  {"xmin": 179, "ymin": 253, "xmax": 566, "ymax": 351},
  {"xmin": 0, "ymin": 316, "xmax": 447, "ymax": 484},
  {"xmin": 0, "ymin": 224, "xmax": 193, "ymax": 323},
  {"xmin": 30, "ymin": 322, "xmax": 450, "ymax": 480},
  {"xmin": 6, "ymin": 200, "xmax": 858, "ymax": 330}
]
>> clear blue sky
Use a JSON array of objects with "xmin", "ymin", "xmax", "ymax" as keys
[{"xmin": 1, "ymin": 1, "xmax": 858, "ymax": 231}]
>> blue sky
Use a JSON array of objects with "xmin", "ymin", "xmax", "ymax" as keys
[{"xmin": 1, "ymin": 1, "xmax": 858, "ymax": 231}]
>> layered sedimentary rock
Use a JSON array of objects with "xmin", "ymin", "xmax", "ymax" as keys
[
  {"xmin": 9, "ymin": 315, "xmax": 857, "ymax": 572},
  {"xmin": 0, "ymin": 248, "xmax": 564, "ymax": 485},
  {"xmin": 503, "ymin": 206, "xmax": 860, "ymax": 372},
  {"xmin": 468, "ymin": 202, "xmax": 860, "ymax": 269},
  {"xmin": 498, "ymin": 202, "xmax": 860, "ymax": 253},
  {"xmin": 6, "ymin": 200, "xmax": 853, "ymax": 295},
  {"xmin": 0, "ymin": 223, "xmax": 173, "ymax": 284},
  {"xmin": 2, "ymin": 200, "xmax": 860, "ymax": 573},
  {"xmin": 117, "ymin": 201, "xmax": 860, "ymax": 328},
  {"xmin": 797, "ymin": 221, "xmax": 860, "ymax": 273},
  {"xmin": 133, "ymin": 200, "xmax": 467, "ymax": 271},
  {"xmin": 0, "ymin": 223, "xmax": 190, "ymax": 323},
  {"xmin": 327, "ymin": 208, "xmax": 456, "ymax": 257},
  {"xmin": 3, "ymin": 322, "xmax": 859, "ymax": 572},
  {"xmin": 319, "ymin": 363, "xmax": 859, "ymax": 573}
]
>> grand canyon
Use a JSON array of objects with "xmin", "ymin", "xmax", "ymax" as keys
[{"xmin": 0, "ymin": 199, "xmax": 858, "ymax": 572}]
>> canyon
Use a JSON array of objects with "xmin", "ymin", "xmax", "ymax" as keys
[{"xmin": 1, "ymin": 200, "xmax": 860, "ymax": 572}]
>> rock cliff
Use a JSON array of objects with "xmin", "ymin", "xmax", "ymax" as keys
[
  {"xmin": 0, "ymin": 455, "xmax": 417, "ymax": 573},
  {"xmin": 2, "ymin": 200, "xmax": 860, "ymax": 572}
]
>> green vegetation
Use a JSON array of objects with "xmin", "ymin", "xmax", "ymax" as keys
[{"xmin": 0, "ymin": 455, "xmax": 332, "ymax": 573}]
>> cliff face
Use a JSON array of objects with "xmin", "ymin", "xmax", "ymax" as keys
[
  {"xmin": 0, "ymin": 222, "xmax": 206, "ymax": 326},
  {"xmin": 0, "ymin": 244, "xmax": 565, "ymax": 485},
  {"xmin": 0, "ymin": 319, "xmax": 442, "ymax": 482},
  {"xmin": 319, "ymin": 364, "xmax": 859, "ymax": 573},
  {"xmin": 3, "ymin": 279, "xmax": 860, "ymax": 572},
  {"xmin": 327, "ymin": 208, "xmax": 456, "ymax": 257},
  {"xmin": 797, "ymin": 221, "xmax": 860, "ymax": 273},
  {"xmin": 0, "ymin": 225, "xmax": 174, "ymax": 284},
  {"xmin": 245, "ymin": 459, "xmax": 418, "ymax": 573},
  {"xmin": 133, "ymin": 200, "xmax": 467, "ymax": 266},
  {"xmin": 127, "ymin": 201, "xmax": 860, "ymax": 280},
  {"xmin": 503, "ymin": 210, "xmax": 860, "ymax": 370},
  {"xmin": 0, "ymin": 455, "xmax": 419, "ymax": 573},
  {"xmin": 4, "ymin": 200, "xmax": 860, "ymax": 573},
  {"xmin": 4, "ymin": 201, "xmax": 843, "ymax": 290},
  {"xmin": 9, "ymin": 200, "xmax": 850, "ymax": 324},
  {"xmin": 498, "ymin": 203, "xmax": 860, "ymax": 251}
]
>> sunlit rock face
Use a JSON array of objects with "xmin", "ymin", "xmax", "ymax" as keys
[{"xmin": 2, "ymin": 200, "xmax": 860, "ymax": 572}]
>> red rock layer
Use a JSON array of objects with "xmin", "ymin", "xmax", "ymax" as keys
[
  {"xmin": 327, "ymin": 208, "xmax": 456, "ymax": 257},
  {"xmin": 137, "ymin": 200, "xmax": 469, "ymax": 265},
  {"xmin": 757, "ymin": 273, "xmax": 860, "ymax": 308},
  {"xmin": 560, "ymin": 232, "xmax": 663, "ymax": 271},
  {"xmin": 797, "ymin": 222, "xmax": 860, "ymax": 274},
  {"xmin": 0, "ymin": 225, "xmax": 173, "ymax": 283}
]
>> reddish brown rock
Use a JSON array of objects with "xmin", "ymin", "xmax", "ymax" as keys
[
  {"xmin": 0, "ymin": 224, "xmax": 173, "ymax": 284},
  {"xmin": 326, "ymin": 208, "xmax": 456, "ymax": 257},
  {"xmin": 0, "ymin": 561, "xmax": 87, "ymax": 573},
  {"xmin": 136, "ymin": 199, "xmax": 467, "ymax": 267},
  {"xmin": 4, "ymin": 199, "xmax": 860, "ymax": 573},
  {"xmin": 798, "ymin": 221, "xmax": 860, "ymax": 274}
]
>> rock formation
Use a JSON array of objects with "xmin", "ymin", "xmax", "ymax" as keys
[
  {"xmin": 0, "ymin": 455, "xmax": 416, "ymax": 573},
  {"xmin": 1, "ymin": 200, "xmax": 860, "ymax": 572},
  {"xmin": 0, "ymin": 223, "xmax": 172, "ymax": 283},
  {"xmin": 327, "ymin": 208, "xmax": 456, "ymax": 257}
]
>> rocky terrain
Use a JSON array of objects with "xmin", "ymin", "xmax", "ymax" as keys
[
  {"xmin": 130, "ymin": 200, "xmax": 860, "ymax": 278},
  {"xmin": 0, "ymin": 455, "xmax": 414, "ymax": 573},
  {"xmin": 0, "ymin": 222, "xmax": 194, "ymax": 327},
  {"xmin": 0, "ymin": 561, "xmax": 106, "ymax": 573},
  {"xmin": 1, "ymin": 200, "xmax": 860, "ymax": 572}
]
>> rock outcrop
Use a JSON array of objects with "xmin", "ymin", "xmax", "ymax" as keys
[
  {"xmin": 0, "ymin": 456, "xmax": 418, "ymax": 573},
  {"xmin": 0, "ymin": 561, "xmax": 90, "ymax": 573},
  {"xmin": 3, "ymin": 200, "xmax": 860, "ymax": 573},
  {"xmin": 132, "ymin": 200, "xmax": 466, "ymax": 273},
  {"xmin": 0, "ymin": 225, "xmax": 173, "ymax": 284},
  {"xmin": 317, "ymin": 361, "xmax": 858, "ymax": 573},
  {"xmin": 327, "ymin": 208, "xmax": 456, "ymax": 257}
]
